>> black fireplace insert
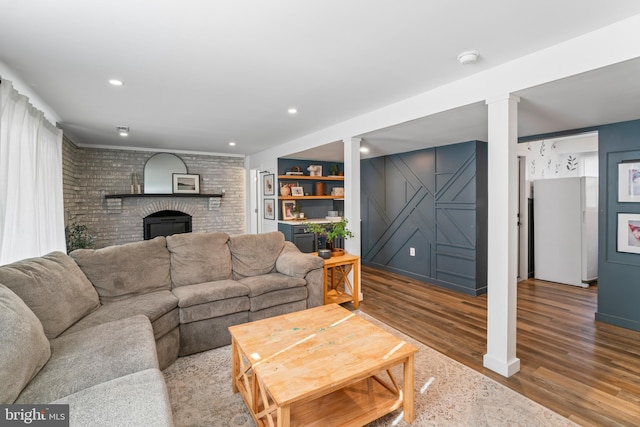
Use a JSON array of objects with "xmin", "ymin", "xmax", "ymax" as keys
[{"xmin": 143, "ymin": 210, "xmax": 192, "ymax": 240}]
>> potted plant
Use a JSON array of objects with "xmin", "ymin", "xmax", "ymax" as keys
[
  {"xmin": 304, "ymin": 218, "xmax": 353, "ymax": 257},
  {"xmin": 65, "ymin": 213, "xmax": 95, "ymax": 253},
  {"xmin": 330, "ymin": 163, "xmax": 340, "ymax": 176}
]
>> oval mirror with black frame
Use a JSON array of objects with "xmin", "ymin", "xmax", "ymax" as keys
[{"xmin": 144, "ymin": 153, "xmax": 187, "ymax": 194}]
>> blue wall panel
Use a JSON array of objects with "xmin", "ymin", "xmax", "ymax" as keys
[
  {"xmin": 361, "ymin": 140, "xmax": 487, "ymax": 295},
  {"xmin": 596, "ymin": 119, "xmax": 640, "ymax": 331}
]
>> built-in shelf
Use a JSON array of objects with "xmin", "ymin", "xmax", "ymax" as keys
[
  {"xmin": 278, "ymin": 196, "xmax": 344, "ymax": 200},
  {"xmin": 278, "ymin": 175, "xmax": 344, "ymax": 181},
  {"xmin": 104, "ymin": 193, "xmax": 224, "ymax": 199}
]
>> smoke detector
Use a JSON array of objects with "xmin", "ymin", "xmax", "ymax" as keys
[{"xmin": 457, "ymin": 50, "xmax": 479, "ymax": 64}]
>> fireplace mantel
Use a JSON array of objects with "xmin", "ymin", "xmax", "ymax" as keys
[
  {"xmin": 104, "ymin": 193, "xmax": 224, "ymax": 213},
  {"xmin": 104, "ymin": 193, "xmax": 223, "ymax": 199}
]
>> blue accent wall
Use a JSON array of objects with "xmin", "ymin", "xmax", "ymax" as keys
[
  {"xmin": 596, "ymin": 119, "xmax": 640, "ymax": 331},
  {"xmin": 360, "ymin": 141, "xmax": 488, "ymax": 295}
]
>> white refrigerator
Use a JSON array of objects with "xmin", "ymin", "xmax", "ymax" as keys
[{"xmin": 533, "ymin": 177, "xmax": 598, "ymax": 287}]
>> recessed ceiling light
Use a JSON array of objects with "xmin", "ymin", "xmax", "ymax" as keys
[
  {"xmin": 116, "ymin": 126, "xmax": 129, "ymax": 137},
  {"xmin": 109, "ymin": 79, "xmax": 124, "ymax": 86},
  {"xmin": 288, "ymin": 108, "xmax": 298, "ymax": 114},
  {"xmin": 360, "ymin": 147, "xmax": 370, "ymax": 153},
  {"xmin": 457, "ymin": 50, "xmax": 479, "ymax": 65},
  {"xmin": 229, "ymin": 141, "xmax": 236, "ymax": 146}
]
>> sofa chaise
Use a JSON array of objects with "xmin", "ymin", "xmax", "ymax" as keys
[{"xmin": 0, "ymin": 231, "xmax": 324, "ymax": 426}]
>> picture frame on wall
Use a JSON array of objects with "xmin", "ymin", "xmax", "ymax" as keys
[
  {"xmin": 172, "ymin": 173, "xmax": 200, "ymax": 194},
  {"xmin": 618, "ymin": 161, "xmax": 640, "ymax": 202},
  {"xmin": 264, "ymin": 199, "xmax": 275, "ymax": 220},
  {"xmin": 263, "ymin": 173, "xmax": 275, "ymax": 196},
  {"xmin": 617, "ymin": 213, "xmax": 640, "ymax": 254},
  {"xmin": 282, "ymin": 201, "xmax": 296, "ymax": 220}
]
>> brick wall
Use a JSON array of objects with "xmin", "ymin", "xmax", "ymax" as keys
[{"xmin": 63, "ymin": 138, "xmax": 245, "ymax": 248}]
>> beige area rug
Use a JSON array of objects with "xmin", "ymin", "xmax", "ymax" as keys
[{"xmin": 163, "ymin": 311, "xmax": 577, "ymax": 427}]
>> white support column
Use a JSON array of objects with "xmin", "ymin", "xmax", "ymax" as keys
[
  {"xmin": 343, "ymin": 138, "xmax": 361, "ymax": 256},
  {"xmin": 343, "ymin": 138, "xmax": 362, "ymax": 301},
  {"xmin": 483, "ymin": 94, "xmax": 521, "ymax": 377}
]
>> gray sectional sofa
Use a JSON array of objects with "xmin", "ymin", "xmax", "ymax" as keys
[{"xmin": 0, "ymin": 231, "xmax": 324, "ymax": 426}]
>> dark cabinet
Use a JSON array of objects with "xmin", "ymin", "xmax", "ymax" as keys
[
  {"xmin": 278, "ymin": 223, "xmax": 316, "ymax": 253},
  {"xmin": 293, "ymin": 231, "xmax": 315, "ymax": 253}
]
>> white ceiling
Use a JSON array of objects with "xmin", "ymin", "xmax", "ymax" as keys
[{"xmin": 2, "ymin": 1, "xmax": 640, "ymax": 160}]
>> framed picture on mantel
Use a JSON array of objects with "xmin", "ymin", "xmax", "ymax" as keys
[{"xmin": 172, "ymin": 173, "xmax": 200, "ymax": 194}]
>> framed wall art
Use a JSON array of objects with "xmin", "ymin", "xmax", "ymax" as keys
[
  {"xmin": 264, "ymin": 199, "xmax": 275, "ymax": 220},
  {"xmin": 618, "ymin": 161, "xmax": 640, "ymax": 202},
  {"xmin": 282, "ymin": 201, "xmax": 296, "ymax": 220},
  {"xmin": 617, "ymin": 213, "xmax": 640, "ymax": 254},
  {"xmin": 263, "ymin": 173, "xmax": 275, "ymax": 196},
  {"xmin": 172, "ymin": 173, "xmax": 200, "ymax": 194}
]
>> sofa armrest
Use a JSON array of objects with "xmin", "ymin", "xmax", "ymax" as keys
[
  {"xmin": 275, "ymin": 242, "xmax": 324, "ymax": 278},
  {"xmin": 276, "ymin": 242, "xmax": 325, "ymax": 308}
]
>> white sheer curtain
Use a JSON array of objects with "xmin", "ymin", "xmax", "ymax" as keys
[{"xmin": 0, "ymin": 79, "xmax": 65, "ymax": 265}]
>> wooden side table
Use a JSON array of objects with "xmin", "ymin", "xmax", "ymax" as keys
[{"xmin": 314, "ymin": 252, "xmax": 360, "ymax": 308}]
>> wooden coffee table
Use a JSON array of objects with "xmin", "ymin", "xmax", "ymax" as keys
[{"xmin": 229, "ymin": 304, "xmax": 418, "ymax": 427}]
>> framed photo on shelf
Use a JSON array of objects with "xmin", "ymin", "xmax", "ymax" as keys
[
  {"xmin": 263, "ymin": 173, "xmax": 275, "ymax": 196},
  {"xmin": 618, "ymin": 161, "xmax": 640, "ymax": 202},
  {"xmin": 172, "ymin": 174, "xmax": 200, "ymax": 194},
  {"xmin": 617, "ymin": 213, "xmax": 640, "ymax": 254},
  {"xmin": 308, "ymin": 165, "xmax": 322, "ymax": 176},
  {"xmin": 263, "ymin": 199, "xmax": 275, "ymax": 220},
  {"xmin": 291, "ymin": 186, "xmax": 304, "ymax": 196},
  {"xmin": 282, "ymin": 201, "xmax": 296, "ymax": 220}
]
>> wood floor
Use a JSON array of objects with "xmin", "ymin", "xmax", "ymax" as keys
[{"xmin": 358, "ymin": 265, "xmax": 640, "ymax": 427}]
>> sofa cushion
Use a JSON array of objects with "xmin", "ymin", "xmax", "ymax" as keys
[
  {"xmin": 229, "ymin": 231, "xmax": 285, "ymax": 279},
  {"xmin": 171, "ymin": 280, "xmax": 250, "ymax": 323},
  {"xmin": 178, "ymin": 296, "xmax": 250, "ymax": 324},
  {"xmin": 62, "ymin": 290, "xmax": 179, "ymax": 339},
  {"xmin": 71, "ymin": 236, "xmax": 171, "ymax": 304},
  {"xmin": 52, "ymin": 369, "xmax": 174, "ymax": 427},
  {"xmin": 249, "ymin": 287, "xmax": 308, "ymax": 312},
  {"xmin": 166, "ymin": 232, "xmax": 232, "ymax": 287},
  {"xmin": 238, "ymin": 273, "xmax": 306, "ymax": 297},
  {"xmin": 15, "ymin": 315, "xmax": 158, "ymax": 404},
  {"xmin": 171, "ymin": 280, "xmax": 249, "ymax": 308},
  {"xmin": 0, "ymin": 251, "xmax": 100, "ymax": 339},
  {"xmin": 0, "ymin": 284, "xmax": 51, "ymax": 404}
]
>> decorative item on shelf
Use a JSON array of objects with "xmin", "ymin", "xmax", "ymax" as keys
[
  {"xmin": 280, "ymin": 183, "xmax": 291, "ymax": 196},
  {"xmin": 329, "ymin": 163, "xmax": 340, "ymax": 176},
  {"xmin": 130, "ymin": 173, "xmax": 142, "ymax": 194},
  {"xmin": 172, "ymin": 173, "xmax": 200, "ymax": 194},
  {"xmin": 286, "ymin": 165, "xmax": 303, "ymax": 175},
  {"xmin": 292, "ymin": 201, "xmax": 303, "ymax": 219},
  {"xmin": 304, "ymin": 218, "xmax": 353, "ymax": 257},
  {"xmin": 307, "ymin": 165, "xmax": 322, "ymax": 176},
  {"xmin": 291, "ymin": 186, "xmax": 304, "ymax": 196},
  {"xmin": 282, "ymin": 200, "xmax": 296, "ymax": 220},
  {"xmin": 331, "ymin": 187, "xmax": 344, "ymax": 197},
  {"xmin": 314, "ymin": 182, "xmax": 325, "ymax": 196}
]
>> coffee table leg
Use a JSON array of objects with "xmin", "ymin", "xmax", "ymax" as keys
[
  {"xmin": 403, "ymin": 354, "xmax": 415, "ymax": 422},
  {"xmin": 231, "ymin": 337, "xmax": 239, "ymax": 393},
  {"xmin": 277, "ymin": 405, "xmax": 290, "ymax": 427}
]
